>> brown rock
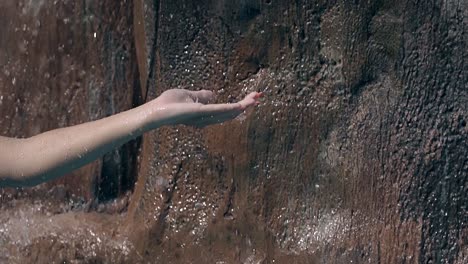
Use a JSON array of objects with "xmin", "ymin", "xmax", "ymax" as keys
[{"xmin": 0, "ymin": 0, "xmax": 466, "ymax": 263}]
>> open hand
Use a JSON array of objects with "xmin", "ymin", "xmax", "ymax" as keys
[
  {"xmin": 145, "ymin": 89, "xmax": 262, "ymax": 128},
  {"xmin": 0, "ymin": 88, "xmax": 262, "ymax": 187}
]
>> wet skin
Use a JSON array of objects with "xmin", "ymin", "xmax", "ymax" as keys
[{"xmin": 0, "ymin": 89, "xmax": 262, "ymax": 188}]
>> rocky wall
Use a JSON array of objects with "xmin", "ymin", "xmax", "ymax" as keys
[
  {"xmin": 0, "ymin": 0, "xmax": 466, "ymax": 263},
  {"xmin": 0, "ymin": 0, "xmax": 140, "ymax": 203}
]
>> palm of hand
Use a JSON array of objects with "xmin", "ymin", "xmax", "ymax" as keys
[{"xmin": 148, "ymin": 89, "xmax": 261, "ymax": 127}]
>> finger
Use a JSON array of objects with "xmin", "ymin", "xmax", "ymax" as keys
[
  {"xmin": 198, "ymin": 92, "xmax": 260, "ymax": 114},
  {"xmin": 188, "ymin": 92, "xmax": 261, "ymax": 127},
  {"xmin": 199, "ymin": 102, "xmax": 243, "ymax": 114},
  {"xmin": 238, "ymin": 92, "xmax": 261, "ymax": 109},
  {"xmin": 189, "ymin": 90, "xmax": 214, "ymax": 104},
  {"xmin": 195, "ymin": 100, "xmax": 257, "ymax": 127}
]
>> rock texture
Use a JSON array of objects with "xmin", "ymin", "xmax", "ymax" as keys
[
  {"xmin": 0, "ymin": 0, "xmax": 466, "ymax": 263},
  {"xmin": 0, "ymin": 0, "xmax": 140, "ymax": 202}
]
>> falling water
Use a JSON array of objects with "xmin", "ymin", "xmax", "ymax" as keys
[{"xmin": 0, "ymin": 0, "xmax": 466, "ymax": 263}]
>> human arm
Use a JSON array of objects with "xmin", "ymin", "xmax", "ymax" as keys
[{"xmin": 0, "ymin": 89, "xmax": 261, "ymax": 188}]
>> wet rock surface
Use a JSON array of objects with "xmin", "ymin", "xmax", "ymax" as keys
[
  {"xmin": 0, "ymin": 0, "xmax": 467, "ymax": 263},
  {"xmin": 0, "ymin": 0, "xmax": 140, "ymax": 201}
]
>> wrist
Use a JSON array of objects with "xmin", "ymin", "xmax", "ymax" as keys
[{"xmin": 134, "ymin": 102, "xmax": 165, "ymax": 133}]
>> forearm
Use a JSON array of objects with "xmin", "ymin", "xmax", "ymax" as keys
[
  {"xmin": 0, "ymin": 89, "xmax": 261, "ymax": 188},
  {"xmin": 0, "ymin": 104, "xmax": 155, "ymax": 187}
]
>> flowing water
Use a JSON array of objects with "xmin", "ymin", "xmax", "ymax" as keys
[{"xmin": 0, "ymin": 0, "xmax": 466, "ymax": 263}]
